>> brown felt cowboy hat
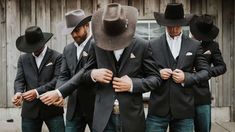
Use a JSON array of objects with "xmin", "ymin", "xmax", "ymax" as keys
[
  {"xmin": 61, "ymin": 9, "xmax": 91, "ymax": 35},
  {"xmin": 190, "ymin": 14, "xmax": 219, "ymax": 41},
  {"xmin": 154, "ymin": 3, "xmax": 193, "ymax": 26},
  {"xmin": 16, "ymin": 26, "xmax": 53, "ymax": 53},
  {"xmin": 92, "ymin": 3, "xmax": 138, "ymax": 51}
]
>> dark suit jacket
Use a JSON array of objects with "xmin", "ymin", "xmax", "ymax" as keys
[
  {"xmin": 56, "ymin": 38, "xmax": 95, "ymax": 121},
  {"xmin": 194, "ymin": 41, "xmax": 226, "ymax": 105},
  {"xmin": 79, "ymin": 36, "xmax": 161, "ymax": 132},
  {"xmin": 14, "ymin": 48, "xmax": 64, "ymax": 119},
  {"xmin": 149, "ymin": 34, "xmax": 209, "ymax": 119}
]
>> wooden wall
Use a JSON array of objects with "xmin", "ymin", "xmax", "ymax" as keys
[{"xmin": 0, "ymin": 0, "xmax": 234, "ymax": 120}]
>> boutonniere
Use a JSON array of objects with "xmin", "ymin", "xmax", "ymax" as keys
[
  {"xmin": 46, "ymin": 62, "xmax": 53, "ymax": 66},
  {"xmin": 82, "ymin": 51, "xmax": 88, "ymax": 57},
  {"xmin": 186, "ymin": 52, "xmax": 193, "ymax": 56},
  {"xmin": 130, "ymin": 53, "xmax": 136, "ymax": 59}
]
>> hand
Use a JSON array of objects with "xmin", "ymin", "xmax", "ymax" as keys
[
  {"xmin": 91, "ymin": 68, "xmax": 113, "ymax": 83},
  {"xmin": 172, "ymin": 69, "xmax": 185, "ymax": 83},
  {"xmin": 40, "ymin": 90, "xmax": 61, "ymax": 106},
  {"xmin": 113, "ymin": 75, "xmax": 132, "ymax": 92},
  {"xmin": 53, "ymin": 97, "xmax": 65, "ymax": 107},
  {"xmin": 160, "ymin": 68, "xmax": 173, "ymax": 80},
  {"xmin": 12, "ymin": 93, "xmax": 22, "ymax": 107},
  {"xmin": 22, "ymin": 89, "xmax": 37, "ymax": 101}
]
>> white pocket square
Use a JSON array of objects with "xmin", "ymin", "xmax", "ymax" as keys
[
  {"xmin": 203, "ymin": 50, "xmax": 211, "ymax": 55},
  {"xmin": 46, "ymin": 62, "xmax": 53, "ymax": 66},
  {"xmin": 186, "ymin": 52, "xmax": 193, "ymax": 56},
  {"xmin": 82, "ymin": 51, "xmax": 88, "ymax": 57},
  {"xmin": 130, "ymin": 53, "xmax": 136, "ymax": 59}
]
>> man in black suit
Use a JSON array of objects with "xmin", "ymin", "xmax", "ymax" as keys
[
  {"xmin": 82, "ymin": 3, "xmax": 161, "ymax": 132},
  {"xmin": 190, "ymin": 14, "xmax": 227, "ymax": 132},
  {"xmin": 12, "ymin": 26, "xmax": 64, "ymax": 132},
  {"xmin": 146, "ymin": 3, "xmax": 209, "ymax": 132},
  {"xmin": 41, "ymin": 9, "xmax": 95, "ymax": 132}
]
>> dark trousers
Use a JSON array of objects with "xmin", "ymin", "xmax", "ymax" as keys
[
  {"xmin": 146, "ymin": 114, "xmax": 194, "ymax": 132},
  {"xmin": 194, "ymin": 104, "xmax": 211, "ymax": 132},
  {"xmin": 66, "ymin": 115, "xmax": 93, "ymax": 132},
  {"xmin": 22, "ymin": 115, "xmax": 65, "ymax": 132},
  {"xmin": 103, "ymin": 113, "xmax": 124, "ymax": 132}
]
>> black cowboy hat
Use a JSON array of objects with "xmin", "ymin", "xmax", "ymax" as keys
[
  {"xmin": 154, "ymin": 3, "xmax": 193, "ymax": 26},
  {"xmin": 92, "ymin": 3, "xmax": 138, "ymax": 51},
  {"xmin": 190, "ymin": 14, "xmax": 219, "ymax": 41},
  {"xmin": 16, "ymin": 26, "xmax": 53, "ymax": 53},
  {"xmin": 60, "ymin": 9, "xmax": 91, "ymax": 35}
]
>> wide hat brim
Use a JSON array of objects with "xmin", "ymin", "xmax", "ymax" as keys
[
  {"xmin": 190, "ymin": 16, "xmax": 219, "ymax": 41},
  {"xmin": 154, "ymin": 12, "xmax": 193, "ymax": 26},
  {"xmin": 92, "ymin": 6, "xmax": 138, "ymax": 51},
  {"xmin": 61, "ymin": 15, "xmax": 92, "ymax": 35},
  {"xmin": 16, "ymin": 33, "xmax": 53, "ymax": 53}
]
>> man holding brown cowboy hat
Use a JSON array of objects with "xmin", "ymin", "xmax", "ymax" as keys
[
  {"xmin": 40, "ymin": 9, "xmax": 95, "ymax": 132},
  {"xmin": 12, "ymin": 26, "xmax": 65, "ymax": 132},
  {"xmin": 190, "ymin": 14, "xmax": 227, "ymax": 132},
  {"xmin": 146, "ymin": 3, "xmax": 209, "ymax": 132}
]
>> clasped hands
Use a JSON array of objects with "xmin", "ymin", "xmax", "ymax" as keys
[
  {"xmin": 160, "ymin": 68, "xmax": 185, "ymax": 83},
  {"xmin": 91, "ymin": 68, "xmax": 132, "ymax": 92},
  {"xmin": 12, "ymin": 89, "xmax": 64, "ymax": 107}
]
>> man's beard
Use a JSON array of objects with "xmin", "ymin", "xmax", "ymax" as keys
[{"xmin": 75, "ymin": 31, "xmax": 87, "ymax": 45}]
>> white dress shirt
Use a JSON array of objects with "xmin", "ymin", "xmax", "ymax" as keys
[
  {"xmin": 32, "ymin": 46, "xmax": 48, "ymax": 98},
  {"xmin": 166, "ymin": 30, "xmax": 182, "ymax": 59}
]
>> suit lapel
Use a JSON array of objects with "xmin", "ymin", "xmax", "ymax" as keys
[
  {"xmin": 118, "ymin": 40, "xmax": 134, "ymax": 73},
  {"xmin": 29, "ymin": 54, "xmax": 38, "ymax": 74},
  {"xmin": 38, "ymin": 48, "xmax": 52, "ymax": 73},
  {"xmin": 74, "ymin": 39, "xmax": 91, "ymax": 73},
  {"xmin": 70, "ymin": 44, "xmax": 78, "ymax": 73},
  {"xmin": 176, "ymin": 35, "xmax": 188, "ymax": 68}
]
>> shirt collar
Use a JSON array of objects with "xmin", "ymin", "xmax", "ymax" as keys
[
  {"xmin": 166, "ymin": 29, "xmax": 183, "ymax": 41},
  {"xmin": 74, "ymin": 34, "xmax": 92, "ymax": 48},
  {"xmin": 32, "ymin": 45, "xmax": 48, "ymax": 58}
]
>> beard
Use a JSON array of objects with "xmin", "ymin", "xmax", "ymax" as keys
[{"xmin": 74, "ymin": 31, "xmax": 88, "ymax": 45}]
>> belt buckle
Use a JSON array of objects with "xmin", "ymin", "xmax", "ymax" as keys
[{"xmin": 113, "ymin": 104, "xmax": 120, "ymax": 114}]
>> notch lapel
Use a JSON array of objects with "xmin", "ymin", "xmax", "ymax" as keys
[
  {"xmin": 118, "ymin": 41, "xmax": 134, "ymax": 73},
  {"xmin": 29, "ymin": 54, "xmax": 38, "ymax": 74},
  {"xmin": 176, "ymin": 35, "xmax": 188, "ymax": 68}
]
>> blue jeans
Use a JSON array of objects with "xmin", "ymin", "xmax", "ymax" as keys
[
  {"xmin": 66, "ymin": 116, "xmax": 92, "ymax": 132},
  {"xmin": 22, "ymin": 115, "xmax": 65, "ymax": 132},
  {"xmin": 103, "ymin": 113, "xmax": 124, "ymax": 132},
  {"xmin": 146, "ymin": 114, "xmax": 194, "ymax": 132},
  {"xmin": 194, "ymin": 104, "xmax": 211, "ymax": 132}
]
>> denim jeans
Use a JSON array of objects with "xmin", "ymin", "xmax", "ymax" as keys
[
  {"xmin": 103, "ymin": 113, "xmax": 124, "ymax": 132},
  {"xmin": 146, "ymin": 114, "xmax": 194, "ymax": 132},
  {"xmin": 66, "ymin": 116, "xmax": 92, "ymax": 132},
  {"xmin": 22, "ymin": 115, "xmax": 65, "ymax": 132},
  {"xmin": 194, "ymin": 104, "xmax": 211, "ymax": 132}
]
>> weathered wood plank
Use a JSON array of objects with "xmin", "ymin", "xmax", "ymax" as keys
[
  {"xmin": 233, "ymin": 0, "xmax": 235, "ymax": 121},
  {"xmin": 175, "ymin": 0, "xmax": 190, "ymax": 14},
  {"xmin": 0, "ymin": 0, "xmax": 7, "ymax": 107},
  {"xmin": 143, "ymin": 0, "xmax": 160, "ymax": 19},
  {"xmin": 221, "ymin": 0, "xmax": 233, "ymax": 107},
  {"xmin": 50, "ymin": 0, "xmax": 66, "ymax": 53},
  {"xmin": 190, "ymin": 0, "xmax": 202, "ymax": 14},
  {"xmin": 112, "ymin": 0, "xmax": 128, "ymax": 5},
  {"xmin": 129, "ymin": 0, "xmax": 144, "ymax": 19},
  {"xmin": 6, "ymin": 0, "xmax": 21, "ymax": 107},
  {"xmin": 20, "ymin": 0, "xmax": 35, "ymax": 35},
  {"xmin": 36, "ymin": 0, "xmax": 51, "ymax": 46},
  {"xmin": 81, "ymin": 0, "xmax": 93, "ymax": 15},
  {"xmin": 94, "ymin": 0, "xmax": 112, "ymax": 10}
]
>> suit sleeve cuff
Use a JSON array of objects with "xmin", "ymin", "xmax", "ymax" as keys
[
  {"xmin": 34, "ymin": 89, "xmax": 40, "ymax": 99},
  {"xmin": 56, "ymin": 89, "xmax": 63, "ymax": 97}
]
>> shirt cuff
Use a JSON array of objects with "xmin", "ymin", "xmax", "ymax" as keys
[
  {"xmin": 34, "ymin": 89, "xmax": 40, "ymax": 99},
  {"xmin": 129, "ymin": 79, "xmax": 133, "ymax": 92},
  {"xmin": 56, "ymin": 89, "xmax": 63, "ymax": 97},
  {"xmin": 91, "ymin": 70, "xmax": 97, "ymax": 82}
]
